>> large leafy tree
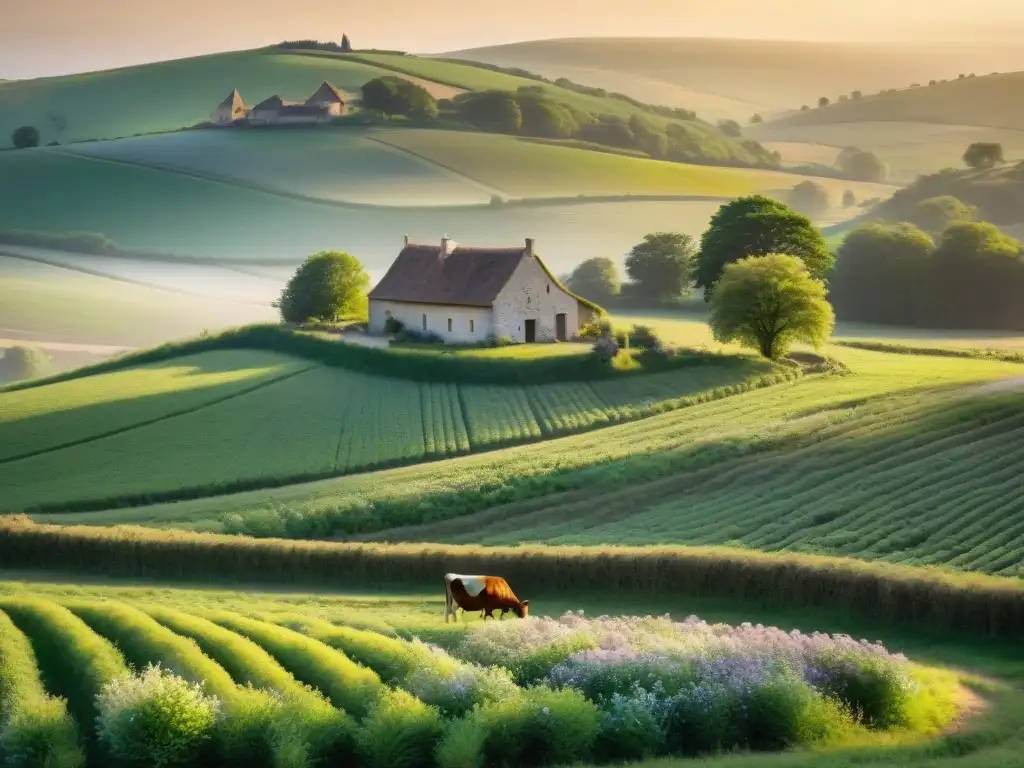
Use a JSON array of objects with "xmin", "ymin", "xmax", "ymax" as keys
[
  {"xmin": 963, "ymin": 142, "xmax": 1004, "ymax": 170},
  {"xmin": 277, "ymin": 251, "xmax": 369, "ymax": 323},
  {"xmin": 360, "ymin": 77, "xmax": 437, "ymax": 120},
  {"xmin": 567, "ymin": 257, "xmax": 621, "ymax": 304},
  {"xmin": 709, "ymin": 254, "xmax": 834, "ymax": 359},
  {"xmin": 696, "ymin": 195, "xmax": 832, "ymax": 300},
  {"xmin": 624, "ymin": 233, "xmax": 696, "ymax": 303},
  {"xmin": 453, "ymin": 91, "xmax": 523, "ymax": 133},
  {"xmin": 908, "ymin": 196, "xmax": 978, "ymax": 235}
]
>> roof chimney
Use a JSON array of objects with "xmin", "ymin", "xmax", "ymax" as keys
[
  {"xmin": 525, "ymin": 238, "xmax": 535, "ymax": 258},
  {"xmin": 441, "ymin": 235, "xmax": 451, "ymax": 257},
  {"xmin": 403, "ymin": 234, "xmax": 409, "ymax": 247}
]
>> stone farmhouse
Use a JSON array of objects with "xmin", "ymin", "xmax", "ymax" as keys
[
  {"xmin": 211, "ymin": 82, "xmax": 349, "ymax": 126},
  {"xmin": 368, "ymin": 237, "xmax": 602, "ymax": 344}
]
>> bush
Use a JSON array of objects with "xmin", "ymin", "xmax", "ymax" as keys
[
  {"xmin": 356, "ymin": 688, "xmax": 443, "ymax": 768},
  {"xmin": 439, "ymin": 687, "xmax": 600, "ymax": 768},
  {"xmin": 267, "ymin": 696, "xmax": 358, "ymax": 768},
  {"xmin": 625, "ymin": 325, "xmax": 661, "ymax": 350},
  {"xmin": 595, "ymin": 685, "xmax": 668, "ymax": 761},
  {"xmin": 591, "ymin": 337, "xmax": 619, "ymax": 364},
  {"xmin": 383, "ymin": 316, "xmax": 405, "ymax": 335},
  {"xmin": 11, "ymin": 126, "xmax": 40, "ymax": 149},
  {"xmin": 213, "ymin": 688, "xmax": 281, "ymax": 768},
  {"xmin": 96, "ymin": 665, "xmax": 221, "ymax": 768},
  {"xmin": 577, "ymin": 319, "xmax": 612, "ymax": 340},
  {"xmin": 0, "ymin": 346, "xmax": 51, "ymax": 384},
  {"xmin": 394, "ymin": 329, "xmax": 445, "ymax": 345}
]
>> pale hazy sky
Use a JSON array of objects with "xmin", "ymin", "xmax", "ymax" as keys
[{"xmin": 4, "ymin": 0, "xmax": 1024, "ymax": 79}]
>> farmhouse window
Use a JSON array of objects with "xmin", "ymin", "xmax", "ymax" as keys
[
  {"xmin": 447, "ymin": 318, "xmax": 453, "ymax": 332},
  {"xmin": 422, "ymin": 314, "xmax": 427, "ymax": 330},
  {"xmin": 470, "ymin": 319, "xmax": 475, "ymax": 333},
  {"xmin": 546, "ymin": 284, "xmax": 550, "ymax": 294}
]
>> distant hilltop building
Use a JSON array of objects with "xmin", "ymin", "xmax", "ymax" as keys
[{"xmin": 211, "ymin": 81, "xmax": 348, "ymax": 126}]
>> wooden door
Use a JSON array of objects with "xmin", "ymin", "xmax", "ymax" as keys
[
  {"xmin": 555, "ymin": 313, "xmax": 567, "ymax": 342},
  {"xmin": 525, "ymin": 319, "xmax": 536, "ymax": 343}
]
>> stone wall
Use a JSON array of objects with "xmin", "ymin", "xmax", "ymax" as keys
[{"xmin": 369, "ymin": 300, "xmax": 493, "ymax": 344}]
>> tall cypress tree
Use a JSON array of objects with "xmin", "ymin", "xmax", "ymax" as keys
[{"xmin": 341, "ymin": 34, "xmax": 352, "ymax": 52}]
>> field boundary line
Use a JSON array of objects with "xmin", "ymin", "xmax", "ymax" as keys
[
  {"xmin": 0, "ymin": 365, "xmax": 317, "ymax": 467},
  {"xmin": 364, "ymin": 135, "xmax": 511, "ymax": 197}
]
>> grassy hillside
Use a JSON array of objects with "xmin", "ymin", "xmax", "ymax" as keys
[
  {"xmin": 0, "ymin": 253, "xmax": 276, "ymax": 346},
  {"xmin": 443, "ymin": 38, "xmax": 1024, "ymax": 120},
  {"xmin": 874, "ymin": 162, "xmax": 1024, "ymax": 226},
  {"xmin": 750, "ymin": 122, "xmax": 1024, "ymax": 184},
  {"xmin": 0, "ymin": 49, "xmax": 400, "ymax": 146},
  {"xmin": 29, "ymin": 343, "xmax": 1024, "ymax": 541},
  {"xmin": 57, "ymin": 128, "xmax": 897, "ymax": 207},
  {"xmin": 0, "ymin": 149, "xmax": 746, "ymax": 275},
  {"xmin": 0, "ymin": 340, "xmax": 776, "ymax": 512},
  {"xmin": 768, "ymin": 71, "xmax": 1024, "ymax": 132},
  {"xmin": 0, "ymin": 574, "xmax": 1015, "ymax": 768}
]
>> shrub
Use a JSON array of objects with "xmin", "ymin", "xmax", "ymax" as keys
[
  {"xmin": 267, "ymin": 695, "xmax": 358, "ymax": 768},
  {"xmin": 394, "ymin": 329, "xmax": 445, "ymax": 345},
  {"xmin": 440, "ymin": 687, "xmax": 600, "ymax": 768},
  {"xmin": 404, "ymin": 658, "xmax": 519, "ymax": 717},
  {"xmin": 96, "ymin": 665, "xmax": 221, "ymax": 768},
  {"xmin": 484, "ymin": 335, "xmax": 515, "ymax": 347},
  {"xmin": 626, "ymin": 325, "xmax": 661, "ymax": 350},
  {"xmin": 0, "ymin": 346, "xmax": 51, "ymax": 384},
  {"xmin": 356, "ymin": 688, "xmax": 443, "ymax": 768},
  {"xmin": 591, "ymin": 337, "xmax": 619, "ymax": 364},
  {"xmin": 595, "ymin": 685, "xmax": 668, "ymax": 761},
  {"xmin": 812, "ymin": 650, "xmax": 918, "ymax": 728},
  {"xmin": 212, "ymin": 687, "xmax": 281, "ymax": 768},
  {"xmin": 577, "ymin": 319, "xmax": 612, "ymax": 340},
  {"xmin": 11, "ymin": 126, "xmax": 40, "ymax": 149},
  {"xmin": 383, "ymin": 316, "xmax": 405, "ymax": 335}
]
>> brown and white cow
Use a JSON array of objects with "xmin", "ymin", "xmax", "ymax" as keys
[{"xmin": 444, "ymin": 573, "xmax": 529, "ymax": 623}]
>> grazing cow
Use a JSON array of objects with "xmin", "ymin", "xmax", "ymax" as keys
[{"xmin": 444, "ymin": 573, "xmax": 529, "ymax": 623}]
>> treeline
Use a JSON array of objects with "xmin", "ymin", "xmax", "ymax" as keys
[
  {"xmin": 831, "ymin": 218, "xmax": 1024, "ymax": 329},
  {"xmin": 877, "ymin": 161, "xmax": 1024, "ymax": 225},
  {"xmin": 441, "ymin": 88, "xmax": 780, "ymax": 169},
  {"xmin": 1, "ymin": 518, "xmax": 1021, "ymax": 640}
]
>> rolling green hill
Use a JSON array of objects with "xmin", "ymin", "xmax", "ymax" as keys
[
  {"xmin": 443, "ymin": 38, "xmax": 1024, "ymax": 121},
  {"xmin": 0, "ymin": 336, "xmax": 776, "ymax": 513}
]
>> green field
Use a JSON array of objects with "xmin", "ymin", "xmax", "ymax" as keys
[
  {"xmin": 0, "ymin": 573, "xmax": 1015, "ymax": 768},
  {"xmin": 751, "ymin": 121, "xmax": 1024, "ymax": 184},
  {"xmin": 0, "ymin": 345, "xmax": 774, "ymax": 513},
  {"xmin": 444, "ymin": 38, "xmax": 1024, "ymax": 120},
  {"xmin": 27, "ymin": 341, "xmax": 1024, "ymax": 543},
  {"xmin": 0, "ymin": 148, "xmax": 741, "ymax": 274},
  {"xmin": 0, "ymin": 254, "xmax": 276, "ymax": 346}
]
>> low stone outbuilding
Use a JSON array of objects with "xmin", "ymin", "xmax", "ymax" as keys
[
  {"xmin": 368, "ymin": 236, "xmax": 602, "ymax": 344},
  {"xmin": 213, "ymin": 81, "xmax": 348, "ymax": 125}
]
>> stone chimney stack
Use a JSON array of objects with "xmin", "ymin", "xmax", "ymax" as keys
[
  {"xmin": 525, "ymin": 238, "xmax": 535, "ymax": 258},
  {"xmin": 403, "ymin": 234, "xmax": 410, "ymax": 247},
  {"xmin": 441, "ymin": 235, "xmax": 450, "ymax": 257}
]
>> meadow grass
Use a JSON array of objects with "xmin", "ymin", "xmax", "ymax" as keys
[
  {"xmin": 372, "ymin": 129, "xmax": 898, "ymax": 201},
  {"xmin": 0, "ymin": 254, "xmax": 276, "ymax": 346}
]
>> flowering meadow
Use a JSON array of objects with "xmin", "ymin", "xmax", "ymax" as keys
[{"xmin": 0, "ymin": 596, "xmax": 960, "ymax": 768}]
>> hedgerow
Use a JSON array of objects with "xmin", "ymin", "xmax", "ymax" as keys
[
  {"xmin": 2, "ymin": 518, "xmax": 1022, "ymax": 640},
  {"xmin": 0, "ymin": 609, "xmax": 84, "ymax": 768}
]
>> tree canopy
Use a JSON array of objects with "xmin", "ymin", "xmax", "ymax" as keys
[
  {"xmin": 11, "ymin": 126, "xmax": 40, "ymax": 149},
  {"xmin": 0, "ymin": 345, "xmax": 51, "ymax": 383},
  {"xmin": 908, "ymin": 195, "xmax": 978, "ymax": 235},
  {"xmin": 709, "ymin": 254, "xmax": 833, "ymax": 359},
  {"xmin": 625, "ymin": 233, "xmax": 696, "ymax": 304},
  {"xmin": 717, "ymin": 119, "xmax": 742, "ymax": 137},
  {"xmin": 787, "ymin": 181, "xmax": 830, "ymax": 218},
  {"xmin": 361, "ymin": 77, "xmax": 438, "ymax": 120},
  {"xmin": 452, "ymin": 91, "xmax": 523, "ymax": 133},
  {"xmin": 696, "ymin": 196, "xmax": 832, "ymax": 300},
  {"xmin": 836, "ymin": 148, "xmax": 888, "ymax": 183},
  {"xmin": 567, "ymin": 257, "xmax": 621, "ymax": 304},
  {"xmin": 963, "ymin": 142, "xmax": 1004, "ymax": 170},
  {"xmin": 277, "ymin": 251, "xmax": 369, "ymax": 323}
]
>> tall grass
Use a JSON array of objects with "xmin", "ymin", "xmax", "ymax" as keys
[
  {"xmin": 0, "ymin": 599, "xmax": 127, "ymax": 759},
  {"xmin": 1, "ymin": 518, "xmax": 1022, "ymax": 640},
  {"xmin": 208, "ymin": 612, "xmax": 385, "ymax": 719},
  {"xmin": 0, "ymin": 609, "xmax": 84, "ymax": 768}
]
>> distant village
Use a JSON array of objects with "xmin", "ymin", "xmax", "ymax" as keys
[{"xmin": 210, "ymin": 81, "xmax": 349, "ymax": 126}]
